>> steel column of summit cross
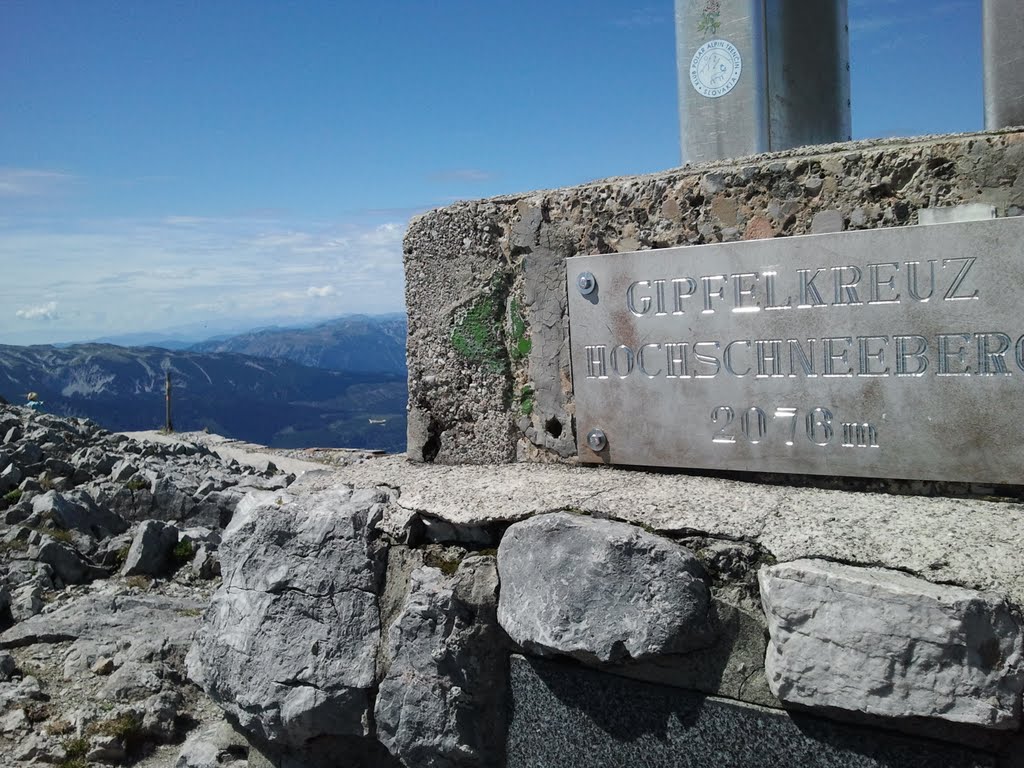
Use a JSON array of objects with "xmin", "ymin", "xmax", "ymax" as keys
[
  {"xmin": 984, "ymin": 0, "xmax": 1024, "ymax": 129},
  {"xmin": 674, "ymin": 0, "xmax": 851, "ymax": 165}
]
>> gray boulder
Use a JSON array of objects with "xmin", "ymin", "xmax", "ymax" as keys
[
  {"xmin": 375, "ymin": 556, "xmax": 506, "ymax": 768},
  {"xmin": 43, "ymin": 457, "xmax": 74, "ymax": 477},
  {"xmin": 32, "ymin": 536, "xmax": 106, "ymax": 585},
  {"xmin": 497, "ymin": 512, "xmax": 711, "ymax": 664},
  {"xmin": 0, "ymin": 463, "xmax": 21, "ymax": 493},
  {"xmin": 191, "ymin": 545, "xmax": 220, "ymax": 580},
  {"xmin": 12, "ymin": 442, "xmax": 41, "ymax": 465},
  {"xmin": 110, "ymin": 459, "xmax": 139, "ymax": 483},
  {"xmin": 759, "ymin": 559, "xmax": 1024, "ymax": 729},
  {"xmin": 32, "ymin": 490, "xmax": 128, "ymax": 539},
  {"xmin": 185, "ymin": 488, "xmax": 243, "ymax": 528},
  {"xmin": 121, "ymin": 520, "xmax": 180, "ymax": 577},
  {"xmin": 186, "ymin": 486, "xmax": 388, "ymax": 750},
  {"xmin": 175, "ymin": 718, "xmax": 261, "ymax": 768},
  {"xmin": 10, "ymin": 583, "xmax": 44, "ymax": 622}
]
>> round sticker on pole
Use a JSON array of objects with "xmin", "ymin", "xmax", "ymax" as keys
[{"xmin": 690, "ymin": 39, "xmax": 742, "ymax": 98}]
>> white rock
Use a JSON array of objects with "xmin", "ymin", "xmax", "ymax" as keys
[
  {"xmin": 759, "ymin": 559, "xmax": 1024, "ymax": 729},
  {"xmin": 186, "ymin": 486, "xmax": 387, "ymax": 750}
]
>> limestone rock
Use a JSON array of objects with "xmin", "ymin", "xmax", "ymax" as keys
[
  {"xmin": 497, "ymin": 512, "xmax": 711, "ymax": 664},
  {"xmin": 191, "ymin": 544, "xmax": 220, "ymax": 580},
  {"xmin": 0, "ymin": 462, "xmax": 22, "ymax": 493},
  {"xmin": 0, "ymin": 652, "xmax": 16, "ymax": 681},
  {"xmin": 375, "ymin": 556, "xmax": 506, "ymax": 767},
  {"xmin": 32, "ymin": 489, "xmax": 128, "ymax": 539},
  {"xmin": 0, "ymin": 591, "xmax": 203, "ymax": 650},
  {"xmin": 187, "ymin": 486, "xmax": 388, "ymax": 750},
  {"xmin": 175, "ymin": 718, "xmax": 257, "ymax": 768},
  {"xmin": 121, "ymin": 520, "xmax": 180, "ymax": 577},
  {"xmin": 759, "ymin": 559, "xmax": 1024, "ymax": 729},
  {"xmin": 33, "ymin": 536, "xmax": 106, "ymax": 585}
]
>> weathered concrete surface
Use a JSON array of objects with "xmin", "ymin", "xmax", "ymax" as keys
[
  {"xmin": 404, "ymin": 129, "xmax": 1024, "ymax": 465},
  {"xmin": 497, "ymin": 512, "xmax": 711, "ymax": 663},
  {"xmin": 325, "ymin": 455, "xmax": 1024, "ymax": 608},
  {"xmin": 759, "ymin": 560, "xmax": 1024, "ymax": 729}
]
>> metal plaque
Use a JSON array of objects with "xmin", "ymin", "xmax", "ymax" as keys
[{"xmin": 566, "ymin": 218, "xmax": 1024, "ymax": 483}]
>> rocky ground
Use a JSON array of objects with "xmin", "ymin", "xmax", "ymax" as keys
[
  {"xmin": 4, "ymin": 404, "xmax": 1020, "ymax": 767},
  {"xmin": 0, "ymin": 404, "xmax": 315, "ymax": 767}
]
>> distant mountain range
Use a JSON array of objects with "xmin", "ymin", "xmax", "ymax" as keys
[
  {"xmin": 0, "ymin": 315, "xmax": 408, "ymax": 452},
  {"xmin": 190, "ymin": 314, "xmax": 406, "ymax": 374}
]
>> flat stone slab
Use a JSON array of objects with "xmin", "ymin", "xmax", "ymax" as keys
[
  {"xmin": 326, "ymin": 455, "xmax": 1024, "ymax": 607},
  {"xmin": 0, "ymin": 589, "xmax": 205, "ymax": 649},
  {"xmin": 507, "ymin": 655, "xmax": 998, "ymax": 768}
]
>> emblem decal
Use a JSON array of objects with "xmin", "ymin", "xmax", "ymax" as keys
[{"xmin": 690, "ymin": 39, "xmax": 742, "ymax": 98}]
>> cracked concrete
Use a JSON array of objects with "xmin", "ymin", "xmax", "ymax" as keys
[{"xmin": 317, "ymin": 455, "xmax": 1024, "ymax": 607}]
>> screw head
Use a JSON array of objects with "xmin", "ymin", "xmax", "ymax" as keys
[
  {"xmin": 576, "ymin": 272, "xmax": 597, "ymax": 296},
  {"xmin": 586, "ymin": 428, "xmax": 607, "ymax": 452}
]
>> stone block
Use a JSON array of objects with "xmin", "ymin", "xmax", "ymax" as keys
[
  {"xmin": 759, "ymin": 559, "xmax": 1024, "ymax": 729},
  {"xmin": 375, "ymin": 557, "xmax": 505, "ymax": 767},
  {"xmin": 497, "ymin": 512, "xmax": 710, "ymax": 664}
]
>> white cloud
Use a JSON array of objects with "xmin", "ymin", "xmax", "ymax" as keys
[
  {"xmin": 428, "ymin": 169, "xmax": 494, "ymax": 183},
  {"xmin": 15, "ymin": 301, "xmax": 58, "ymax": 321},
  {"xmin": 0, "ymin": 212, "xmax": 410, "ymax": 344},
  {"xmin": 0, "ymin": 169, "xmax": 75, "ymax": 198}
]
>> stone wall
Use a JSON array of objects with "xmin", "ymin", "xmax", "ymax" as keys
[
  {"xmin": 182, "ymin": 461, "xmax": 1024, "ymax": 766},
  {"xmin": 404, "ymin": 129, "xmax": 1024, "ymax": 465}
]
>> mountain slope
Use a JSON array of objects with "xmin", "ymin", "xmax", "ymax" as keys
[
  {"xmin": 190, "ymin": 314, "xmax": 407, "ymax": 374},
  {"xmin": 0, "ymin": 343, "xmax": 406, "ymax": 452}
]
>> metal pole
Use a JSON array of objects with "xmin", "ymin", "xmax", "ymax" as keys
[
  {"xmin": 984, "ymin": 0, "xmax": 1024, "ymax": 129},
  {"xmin": 165, "ymin": 371, "xmax": 173, "ymax": 433},
  {"xmin": 675, "ymin": 0, "xmax": 850, "ymax": 165}
]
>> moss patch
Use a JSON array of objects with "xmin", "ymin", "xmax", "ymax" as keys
[
  {"xmin": 423, "ymin": 549, "xmax": 462, "ymax": 576},
  {"xmin": 451, "ymin": 293, "xmax": 506, "ymax": 371},
  {"xmin": 2, "ymin": 488, "xmax": 22, "ymax": 508},
  {"xmin": 519, "ymin": 385, "xmax": 535, "ymax": 416},
  {"xmin": 508, "ymin": 299, "xmax": 532, "ymax": 361},
  {"xmin": 124, "ymin": 477, "xmax": 148, "ymax": 492},
  {"xmin": 171, "ymin": 539, "xmax": 194, "ymax": 570}
]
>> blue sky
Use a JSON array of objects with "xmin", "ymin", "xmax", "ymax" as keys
[{"xmin": 1, "ymin": 0, "xmax": 983, "ymax": 345}]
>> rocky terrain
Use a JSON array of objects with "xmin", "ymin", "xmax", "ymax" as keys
[
  {"xmin": 0, "ymin": 402, "xmax": 306, "ymax": 767},
  {"xmin": 0, "ymin": 404, "xmax": 509, "ymax": 768},
  {"xmin": 2, "ymin": 402, "xmax": 1021, "ymax": 767}
]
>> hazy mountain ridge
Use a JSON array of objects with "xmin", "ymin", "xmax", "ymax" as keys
[
  {"xmin": 189, "ymin": 314, "xmax": 407, "ymax": 374},
  {"xmin": 0, "ymin": 342, "xmax": 407, "ymax": 452}
]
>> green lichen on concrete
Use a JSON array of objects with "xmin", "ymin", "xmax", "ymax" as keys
[
  {"xmin": 519, "ymin": 385, "xmax": 535, "ymax": 416},
  {"xmin": 451, "ymin": 277, "xmax": 510, "ymax": 372},
  {"xmin": 508, "ymin": 299, "xmax": 532, "ymax": 361}
]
